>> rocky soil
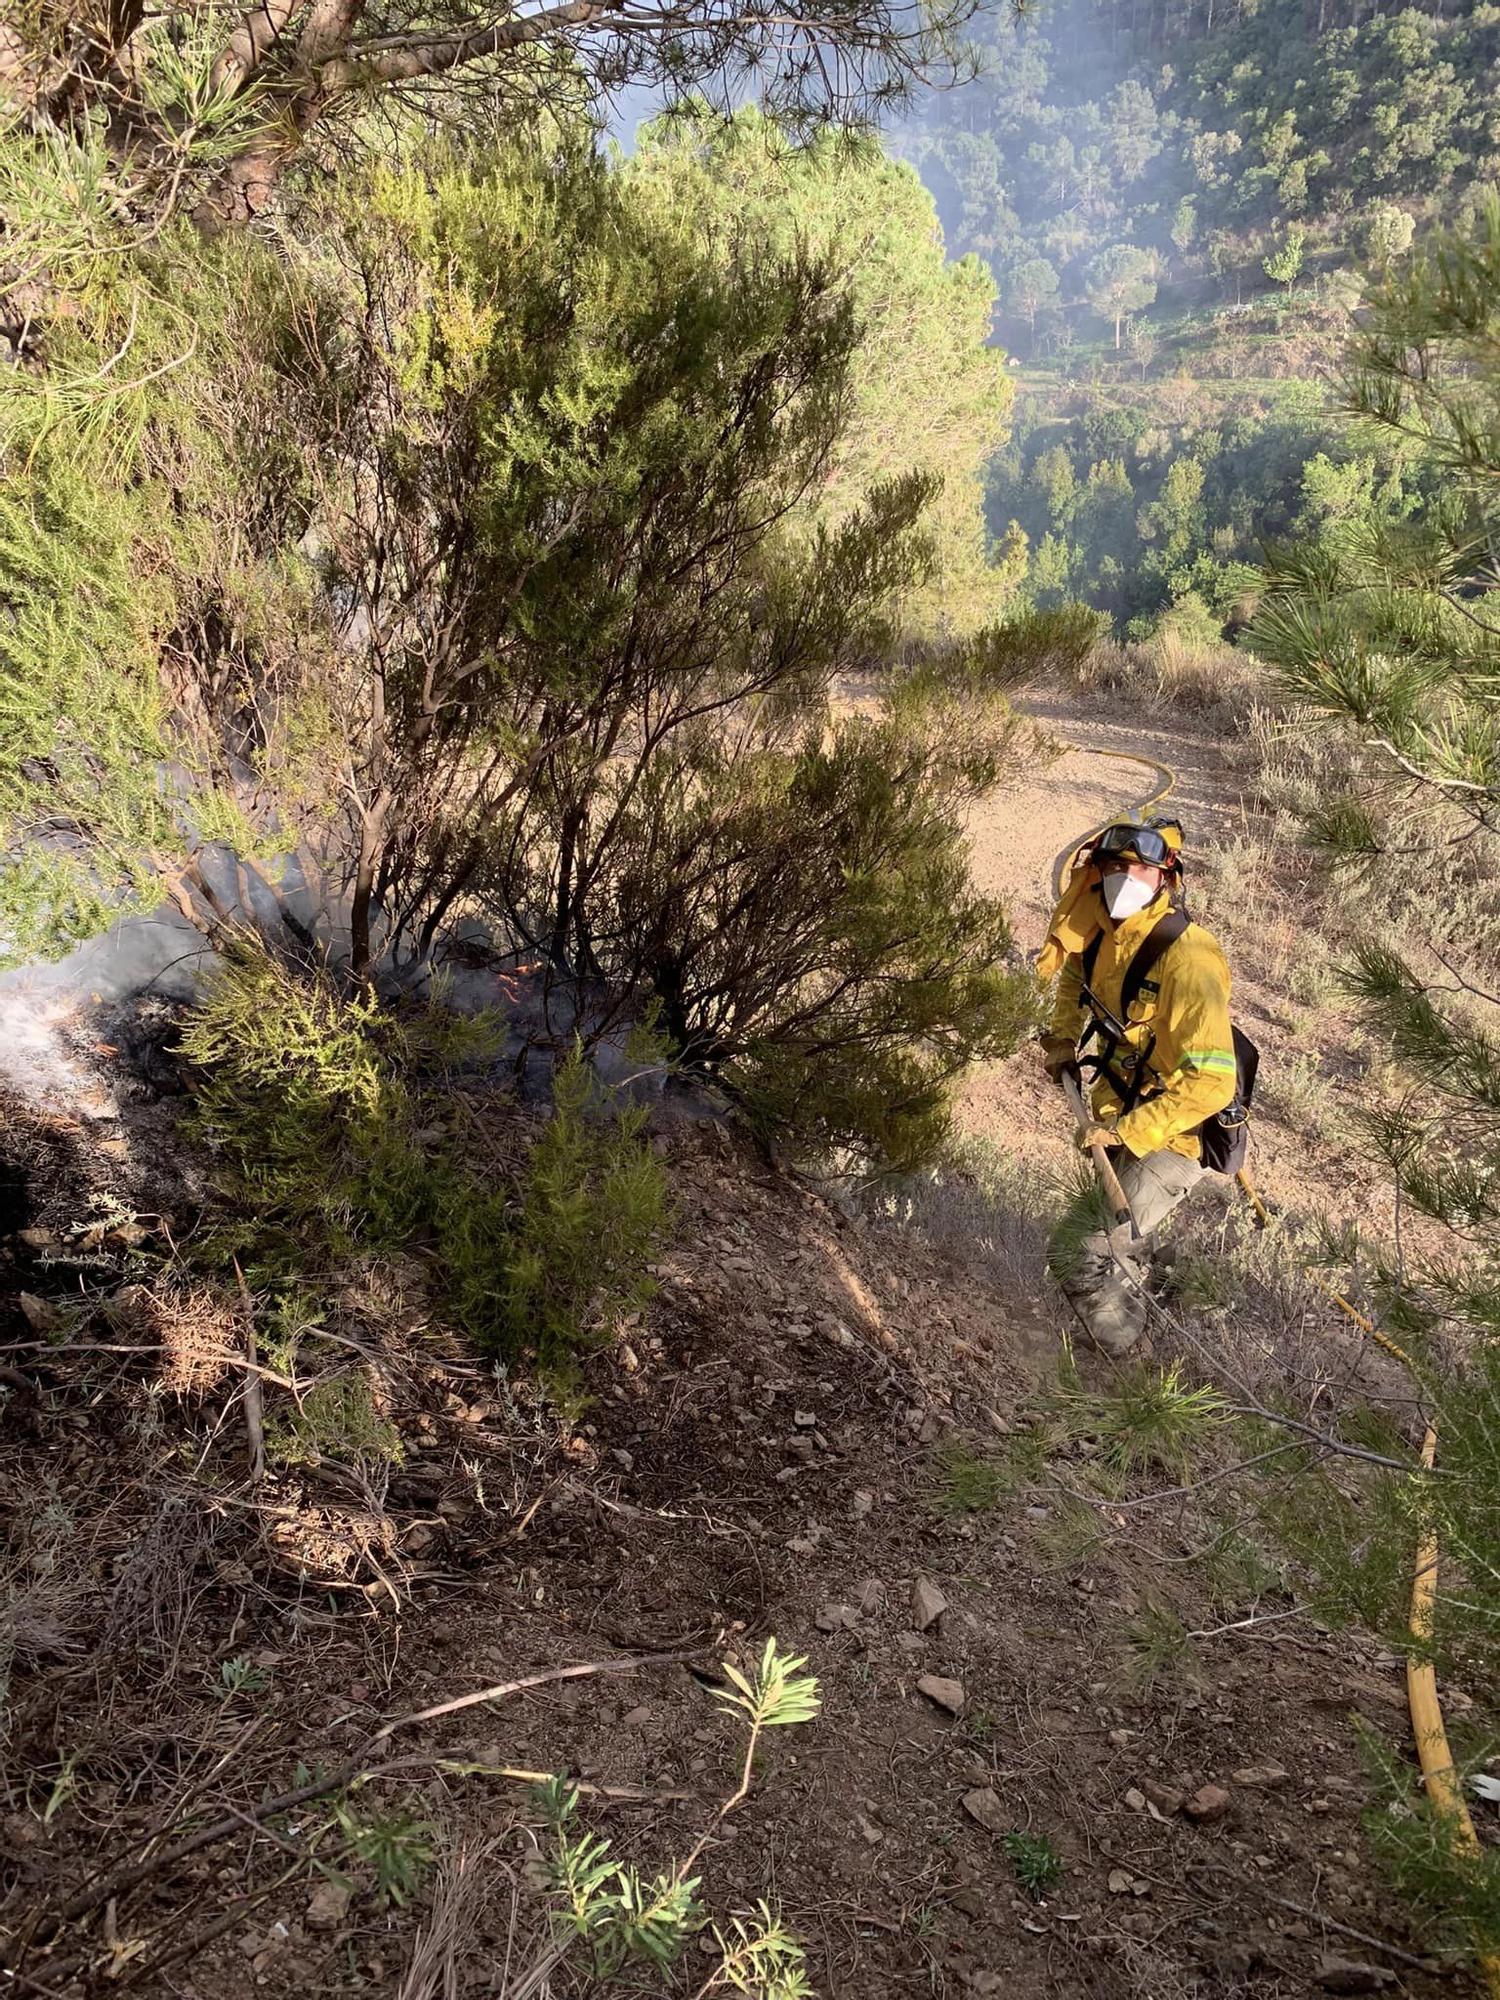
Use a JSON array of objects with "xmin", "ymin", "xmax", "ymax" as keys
[{"xmin": 0, "ymin": 679, "xmax": 1477, "ymax": 1998}]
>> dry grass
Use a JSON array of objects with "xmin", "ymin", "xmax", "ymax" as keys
[
  {"xmin": 104, "ymin": 1490, "xmax": 222, "ymax": 1671},
  {"xmin": 1238, "ymin": 702, "xmax": 1350, "ymax": 818},
  {"xmin": 1258, "ymin": 1050, "xmax": 1338, "ymax": 1142},
  {"xmin": 874, "ymin": 1134, "xmax": 1059, "ymax": 1294},
  {"xmin": 156, "ymin": 1284, "xmax": 244, "ymax": 1397},
  {"xmin": 0, "ymin": 1576, "xmax": 84, "ymax": 1724},
  {"xmin": 396, "ymin": 1832, "xmax": 508, "ymax": 2000},
  {"xmin": 1073, "ymin": 634, "xmax": 1264, "ymax": 732},
  {"xmin": 1238, "ymin": 700, "xmax": 1500, "ymax": 980},
  {"xmin": 1166, "ymin": 1195, "xmax": 1424, "ymax": 1430}
]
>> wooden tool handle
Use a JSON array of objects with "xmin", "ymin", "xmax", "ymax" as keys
[{"xmin": 1061, "ymin": 1073, "xmax": 1138, "ymax": 1237}]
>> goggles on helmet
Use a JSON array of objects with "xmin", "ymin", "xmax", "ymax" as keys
[{"xmin": 1092, "ymin": 818, "xmax": 1181, "ymax": 869}]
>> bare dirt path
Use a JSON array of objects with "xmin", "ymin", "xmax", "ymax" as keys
[
  {"xmin": 958, "ymin": 682, "xmax": 1247, "ymax": 1194},
  {"xmin": 968, "ymin": 686, "xmax": 1239, "ymax": 950}
]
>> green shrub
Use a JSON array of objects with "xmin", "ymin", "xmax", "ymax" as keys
[
  {"xmin": 179, "ymin": 946, "xmax": 433, "ymax": 1251},
  {"xmin": 330, "ymin": 1800, "xmax": 434, "ymax": 1909},
  {"xmin": 1044, "ymin": 1162, "xmax": 1115, "ymax": 1286},
  {"xmin": 264, "ymin": 1373, "xmax": 404, "ymax": 1472},
  {"xmin": 180, "ymin": 948, "xmax": 669, "ymax": 1367},
  {"xmin": 5, "ymin": 113, "xmax": 1066, "ymax": 1186},
  {"xmin": 0, "ymin": 215, "xmax": 337, "ymax": 966},
  {"xmin": 627, "ymin": 107, "xmax": 1021, "ymax": 642},
  {"xmin": 589, "ymin": 613, "xmax": 1083, "ymax": 1173},
  {"xmin": 440, "ymin": 1048, "xmax": 671, "ymax": 1366},
  {"xmin": 1359, "ymin": 1729, "xmax": 1500, "ymax": 1965},
  {"xmin": 1046, "ymin": 1362, "xmax": 1229, "ymax": 1480},
  {"xmin": 1001, "ymin": 1830, "xmax": 1063, "ymax": 1902},
  {"xmin": 929, "ymin": 1442, "xmax": 1013, "ymax": 1514},
  {"xmin": 532, "ymin": 1639, "xmax": 819, "ymax": 1989},
  {"xmin": 1121, "ymin": 1600, "xmax": 1202, "ymax": 1693},
  {"xmin": 1035, "ymin": 1494, "xmax": 1107, "ymax": 1572},
  {"xmin": 0, "ymin": 471, "xmax": 174, "ymax": 960}
]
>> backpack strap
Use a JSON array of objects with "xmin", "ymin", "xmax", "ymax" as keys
[{"xmin": 1119, "ymin": 908, "xmax": 1189, "ymax": 1017}]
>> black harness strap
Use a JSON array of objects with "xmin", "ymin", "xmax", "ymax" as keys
[{"xmin": 1078, "ymin": 908, "xmax": 1190, "ymax": 1114}]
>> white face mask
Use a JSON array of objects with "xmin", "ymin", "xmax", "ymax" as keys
[{"xmin": 1101, "ymin": 871, "xmax": 1157, "ymax": 921}]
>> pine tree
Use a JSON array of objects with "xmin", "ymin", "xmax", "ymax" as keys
[
  {"xmin": 627, "ymin": 107, "xmax": 1019, "ymax": 637},
  {"xmin": 1085, "ymin": 245, "xmax": 1157, "ymax": 350},
  {"xmin": 1007, "ymin": 257, "xmax": 1060, "ymax": 352},
  {"xmin": 1250, "ymin": 196, "xmax": 1500, "ymax": 1962},
  {"xmin": 1, "ymin": 0, "xmax": 980, "ymax": 232}
]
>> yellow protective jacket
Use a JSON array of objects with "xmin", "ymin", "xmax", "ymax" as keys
[{"xmin": 1046, "ymin": 888, "xmax": 1237, "ymax": 1161}]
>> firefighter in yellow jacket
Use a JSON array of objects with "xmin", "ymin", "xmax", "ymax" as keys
[{"xmin": 1038, "ymin": 817, "xmax": 1239, "ymax": 1356}]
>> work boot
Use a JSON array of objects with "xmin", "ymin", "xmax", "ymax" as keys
[
  {"xmin": 1075, "ymin": 1278, "xmax": 1147, "ymax": 1357},
  {"xmin": 1062, "ymin": 1228, "xmax": 1149, "ymax": 1357}
]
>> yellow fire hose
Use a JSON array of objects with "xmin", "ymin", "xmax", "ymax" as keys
[
  {"xmin": 1047, "ymin": 742, "xmax": 1176, "ymax": 900},
  {"xmin": 1052, "ymin": 739, "xmax": 1496, "ymax": 1984}
]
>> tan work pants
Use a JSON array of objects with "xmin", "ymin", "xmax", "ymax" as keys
[{"xmin": 1060, "ymin": 1147, "xmax": 1204, "ymax": 1356}]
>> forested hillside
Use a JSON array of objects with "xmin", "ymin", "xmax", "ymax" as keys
[{"xmin": 896, "ymin": 0, "xmax": 1500, "ymax": 627}]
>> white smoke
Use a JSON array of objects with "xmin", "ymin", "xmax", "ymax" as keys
[{"xmin": 0, "ymin": 907, "xmax": 212, "ymax": 1116}]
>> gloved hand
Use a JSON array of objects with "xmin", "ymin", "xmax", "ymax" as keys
[
  {"xmin": 1040, "ymin": 1036, "xmax": 1080, "ymax": 1088},
  {"xmin": 1076, "ymin": 1119, "xmax": 1118, "ymax": 1152}
]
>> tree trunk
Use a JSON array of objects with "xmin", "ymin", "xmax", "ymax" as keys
[
  {"xmin": 350, "ymin": 792, "xmax": 393, "ymax": 977},
  {"xmin": 197, "ymin": 138, "xmax": 289, "ymax": 230},
  {"xmin": 1114, "ymin": 312, "xmax": 1122, "ymax": 350},
  {"xmin": 550, "ymin": 803, "xmax": 586, "ymax": 972}
]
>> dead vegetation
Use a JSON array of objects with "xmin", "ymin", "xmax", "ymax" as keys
[
  {"xmin": 1069, "ymin": 632, "xmax": 1266, "ymax": 735},
  {"xmin": 1, "ymin": 648, "xmax": 1495, "ymax": 1996},
  {"xmin": 0, "ymin": 1028, "xmax": 1485, "ymax": 1999}
]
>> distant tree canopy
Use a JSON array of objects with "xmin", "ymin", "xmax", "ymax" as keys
[
  {"xmin": 896, "ymin": 0, "xmax": 1500, "ymax": 354},
  {"xmin": 1007, "ymin": 256, "xmax": 1061, "ymax": 348},
  {"xmin": 885, "ymin": 0, "xmax": 1498, "ymax": 636},
  {"xmin": 628, "ymin": 106, "xmax": 1021, "ymax": 636},
  {"xmin": 1262, "ymin": 225, "xmax": 1306, "ymax": 294},
  {"xmin": 990, "ymin": 378, "xmax": 1440, "ymax": 631}
]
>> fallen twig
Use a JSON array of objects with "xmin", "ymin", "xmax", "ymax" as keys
[
  {"xmin": 366, "ymin": 1646, "xmax": 707, "ymax": 1750},
  {"xmin": 1185, "ymin": 1862, "xmax": 1442, "ymax": 1975},
  {"xmin": 116, "ymin": 1858, "xmax": 310, "ymax": 1990},
  {"xmin": 434, "ymin": 1759, "xmax": 694, "ymax": 1804},
  {"xmin": 0, "ymin": 1340, "xmax": 299, "ymax": 1387},
  {"xmin": 1052, "ymin": 1438, "xmax": 1310, "ymax": 1514},
  {"xmin": 12, "ymin": 1646, "xmax": 706, "ymax": 1955},
  {"xmin": 233, "ymin": 1260, "xmax": 265, "ymax": 1487},
  {"xmin": 1186, "ymin": 1602, "xmax": 1312, "ymax": 1641}
]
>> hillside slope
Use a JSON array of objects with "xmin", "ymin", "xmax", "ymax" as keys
[
  {"xmin": 0, "ymin": 682, "xmax": 1463, "ymax": 1999},
  {"xmin": 893, "ymin": 0, "xmax": 1499, "ymax": 628},
  {"xmin": 0, "ymin": 1092, "xmax": 1450, "ymax": 1999}
]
